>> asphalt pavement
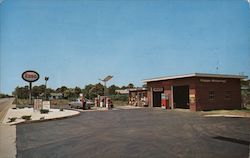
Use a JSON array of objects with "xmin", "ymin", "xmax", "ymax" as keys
[{"xmin": 16, "ymin": 108, "xmax": 250, "ymax": 158}]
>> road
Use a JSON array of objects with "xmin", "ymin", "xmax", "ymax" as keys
[
  {"xmin": 16, "ymin": 108, "xmax": 250, "ymax": 158},
  {"xmin": 0, "ymin": 97, "xmax": 16, "ymax": 158},
  {"xmin": 0, "ymin": 98, "xmax": 15, "ymax": 123}
]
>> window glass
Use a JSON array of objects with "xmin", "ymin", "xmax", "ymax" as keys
[{"xmin": 209, "ymin": 91, "xmax": 215, "ymax": 100}]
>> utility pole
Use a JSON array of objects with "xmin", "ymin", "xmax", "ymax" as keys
[{"xmin": 44, "ymin": 76, "xmax": 49, "ymax": 100}]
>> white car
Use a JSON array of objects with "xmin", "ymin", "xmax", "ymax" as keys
[{"xmin": 69, "ymin": 98, "xmax": 94, "ymax": 109}]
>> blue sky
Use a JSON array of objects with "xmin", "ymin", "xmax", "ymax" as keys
[{"xmin": 1, "ymin": 0, "xmax": 250, "ymax": 94}]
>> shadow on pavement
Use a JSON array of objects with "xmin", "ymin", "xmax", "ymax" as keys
[{"xmin": 213, "ymin": 136, "xmax": 250, "ymax": 146}]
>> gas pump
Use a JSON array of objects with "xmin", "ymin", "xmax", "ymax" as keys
[
  {"xmin": 106, "ymin": 98, "xmax": 109, "ymax": 108},
  {"xmin": 165, "ymin": 94, "xmax": 169, "ymax": 109},
  {"xmin": 94, "ymin": 98, "xmax": 98, "ymax": 107},
  {"xmin": 161, "ymin": 93, "xmax": 169, "ymax": 109},
  {"xmin": 161, "ymin": 93, "xmax": 166, "ymax": 109}
]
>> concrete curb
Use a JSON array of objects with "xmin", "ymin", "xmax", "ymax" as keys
[
  {"xmin": 10, "ymin": 111, "xmax": 80, "ymax": 125},
  {"xmin": 203, "ymin": 114, "xmax": 250, "ymax": 118},
  {"xmin": 73, "ymin": 107, "xmax": 118, "ymax": 112}
]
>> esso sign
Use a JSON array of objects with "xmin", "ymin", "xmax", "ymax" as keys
[{"xmin": 22, "ymin": 71, "xmax": 40, "ymax": 82}]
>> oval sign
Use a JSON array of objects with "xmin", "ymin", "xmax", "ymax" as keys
[{"xmin": 22, "ymin": 70, "xmax": 40, "ymax": 82}]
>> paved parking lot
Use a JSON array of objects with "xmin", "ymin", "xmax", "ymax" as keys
[{"xmin": 17, "ymin": 108, "xmax": 250, "ymax": 158}]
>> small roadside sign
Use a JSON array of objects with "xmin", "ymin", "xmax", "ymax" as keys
[
  {"xmin": 42, "ymin": 101, "xmax": 50, "ymax": 110},
  {"xmin": 34, "ymin": 99, "xmax": 43, "ymax": 111}
]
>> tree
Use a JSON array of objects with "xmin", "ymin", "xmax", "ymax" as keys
[
  {"xmin": 0, "ymin": 93, "xmax": 10, "ymax": 98},
  {"xmin": 82, "ymin": 83, "xmax": 105, "ymax": 99},
  {"xmin": 63, "ymin": 88, "xmax": 75, "ymax": 99},
  {"xmin": 46, "ymin": 88, "xmax": 55, "ymax": 98},
  {"xmin": 56, "ymin": 86, "xmax": 68, "ymax": 98},
  {"xmin": 12, "ymin": 83, "xmax": 134, "ymax": 101},
  {"xmin": 120, "ymin": 86, "xmax": 127, "ymax": 89},
  {"xmin": 63, "ymin": 89, "xmax": 70, "ymax": 99},
  {"xmin": 32, "ymin": 85, "xmax": 46, "ymax": 98},
  {"xmin": 56, "ymin": 86, "xmax": 68, "ymax": 93},
  {"xmin": 127, "ymin": 83, "xmax": 134, "ymax": 89},
  {"xmin": 82, "ymin": 84, "xmax": 95, "ymax": 99},
  {"xmin": 108, "ymin": 85, "xmax": 120, "ymax": 95},
  {"xmin": 120, "ymin": 83, "xmax": 134, "ymax": 89},
  {"xmin": 13, "ymin": 86, "xmax": 29, "ymax": 99},
  {"xmin": 94, "ymin": 83, "xmax": 104, "ymax": 96},
  {"xmin": 74, "ymin": 87, "xmax": 81, "ymax": 96}
]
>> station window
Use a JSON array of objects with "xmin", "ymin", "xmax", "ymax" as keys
[
  {"xmin": 208, "ymin": 91, "xmax": 215, "ymax": 100},
  {"xmin": 225, "ymin": 91, "xmax": 231, "ymax": 100}
]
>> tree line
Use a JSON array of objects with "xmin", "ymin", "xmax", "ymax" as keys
[
  {"xmin": 12, "ymin": 83, "xmax": 135, "ymax": 100},
  {"xmin": 0, "ymin": 93, "xmax": 12, "ymax": 98}
]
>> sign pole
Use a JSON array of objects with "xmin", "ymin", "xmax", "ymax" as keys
[
  {"xmin": 29, "ymin": 82, "xmax": 32, "ymax": 105},
  {"xmin": 22, "ymin": 70, "xmax": 40, "ymax": 106}
]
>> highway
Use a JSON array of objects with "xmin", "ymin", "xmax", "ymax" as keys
[{"xmin": 0, "ymin": 98, "xmax": 15, "ymax": 123}]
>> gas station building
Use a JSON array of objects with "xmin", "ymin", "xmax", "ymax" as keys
[
  {"xmin": 142, "ymin": 73, "xmax": 247, "ymax": 111},
  {"xmin": 128, "ymin": 88, "xmax": 147, "ymax": 107}
]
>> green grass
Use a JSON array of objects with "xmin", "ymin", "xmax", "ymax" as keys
[
  {"xmin": 50, "ymin": 99, "xmax": 69, "ymax": 105},
  {"xmin": 14, "ymin": 98, "xmax": 69, "ymax": 106},
  {"xmin": 21, "ymin": 115, "xmax": 32, "ymax": 120},
  {"xmin": 112, "ymin": 100, "xmax": 128, "ymax": 106},
  {"xmin": 231, "ymin": 109, "xmax": 250, "ymax": 113},
  {"xmin": 40, "ymin": 109, "xmax": 49, "ymax": 114},
  {"xmin": 8, "ymin": 117, "xmax": 17, "ymax": 123}
]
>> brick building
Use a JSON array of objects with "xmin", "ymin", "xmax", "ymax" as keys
[{"xmin": 142, "ymin": 73, "xmax": 247, "ymax": 111}]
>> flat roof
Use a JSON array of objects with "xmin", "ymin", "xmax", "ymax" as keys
[{"xmin": 142, "ymin": 73, "xmax": 248, "ymax": 83}]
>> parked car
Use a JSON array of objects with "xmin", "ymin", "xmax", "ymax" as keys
[{"xmin": 69, "ymin": 98, "xmax": 94, "ymax": 109}]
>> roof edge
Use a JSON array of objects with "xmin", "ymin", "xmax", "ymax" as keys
[{"xmin": 142, "ymin": 73, "xmax": 248, "ymax": 83}]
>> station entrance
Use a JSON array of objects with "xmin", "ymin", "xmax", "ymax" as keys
[
  {"xmin": 173, "ymin": 85, "xmax": 189, "ymax": 109},
  {"xmin": 152, "ymin": 88, "xmax": 163, "ymax": 107},
  {"xmin": 153, "ymin": 92, "xmax": 161, "ymax": 107}
]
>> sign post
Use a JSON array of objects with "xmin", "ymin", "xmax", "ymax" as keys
[
  {"xmin": 22, "ymin": 70, "xmax": 40, "ymax": 105},
  {"xmin": 29, "ymin": 82, "xmax": 32, "ymax": 105}
]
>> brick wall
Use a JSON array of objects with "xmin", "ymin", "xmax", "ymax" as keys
[
  {"xmin": 147, "ymin": 77, "xmax": 197, "ymax": 109},
  {"xmin": 195, "ymin": 77, "xmax": 241, "ymax": 110},
  {"xmin": 146, "ymin": 77, "xmax": 242, "ymax": 111}
]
